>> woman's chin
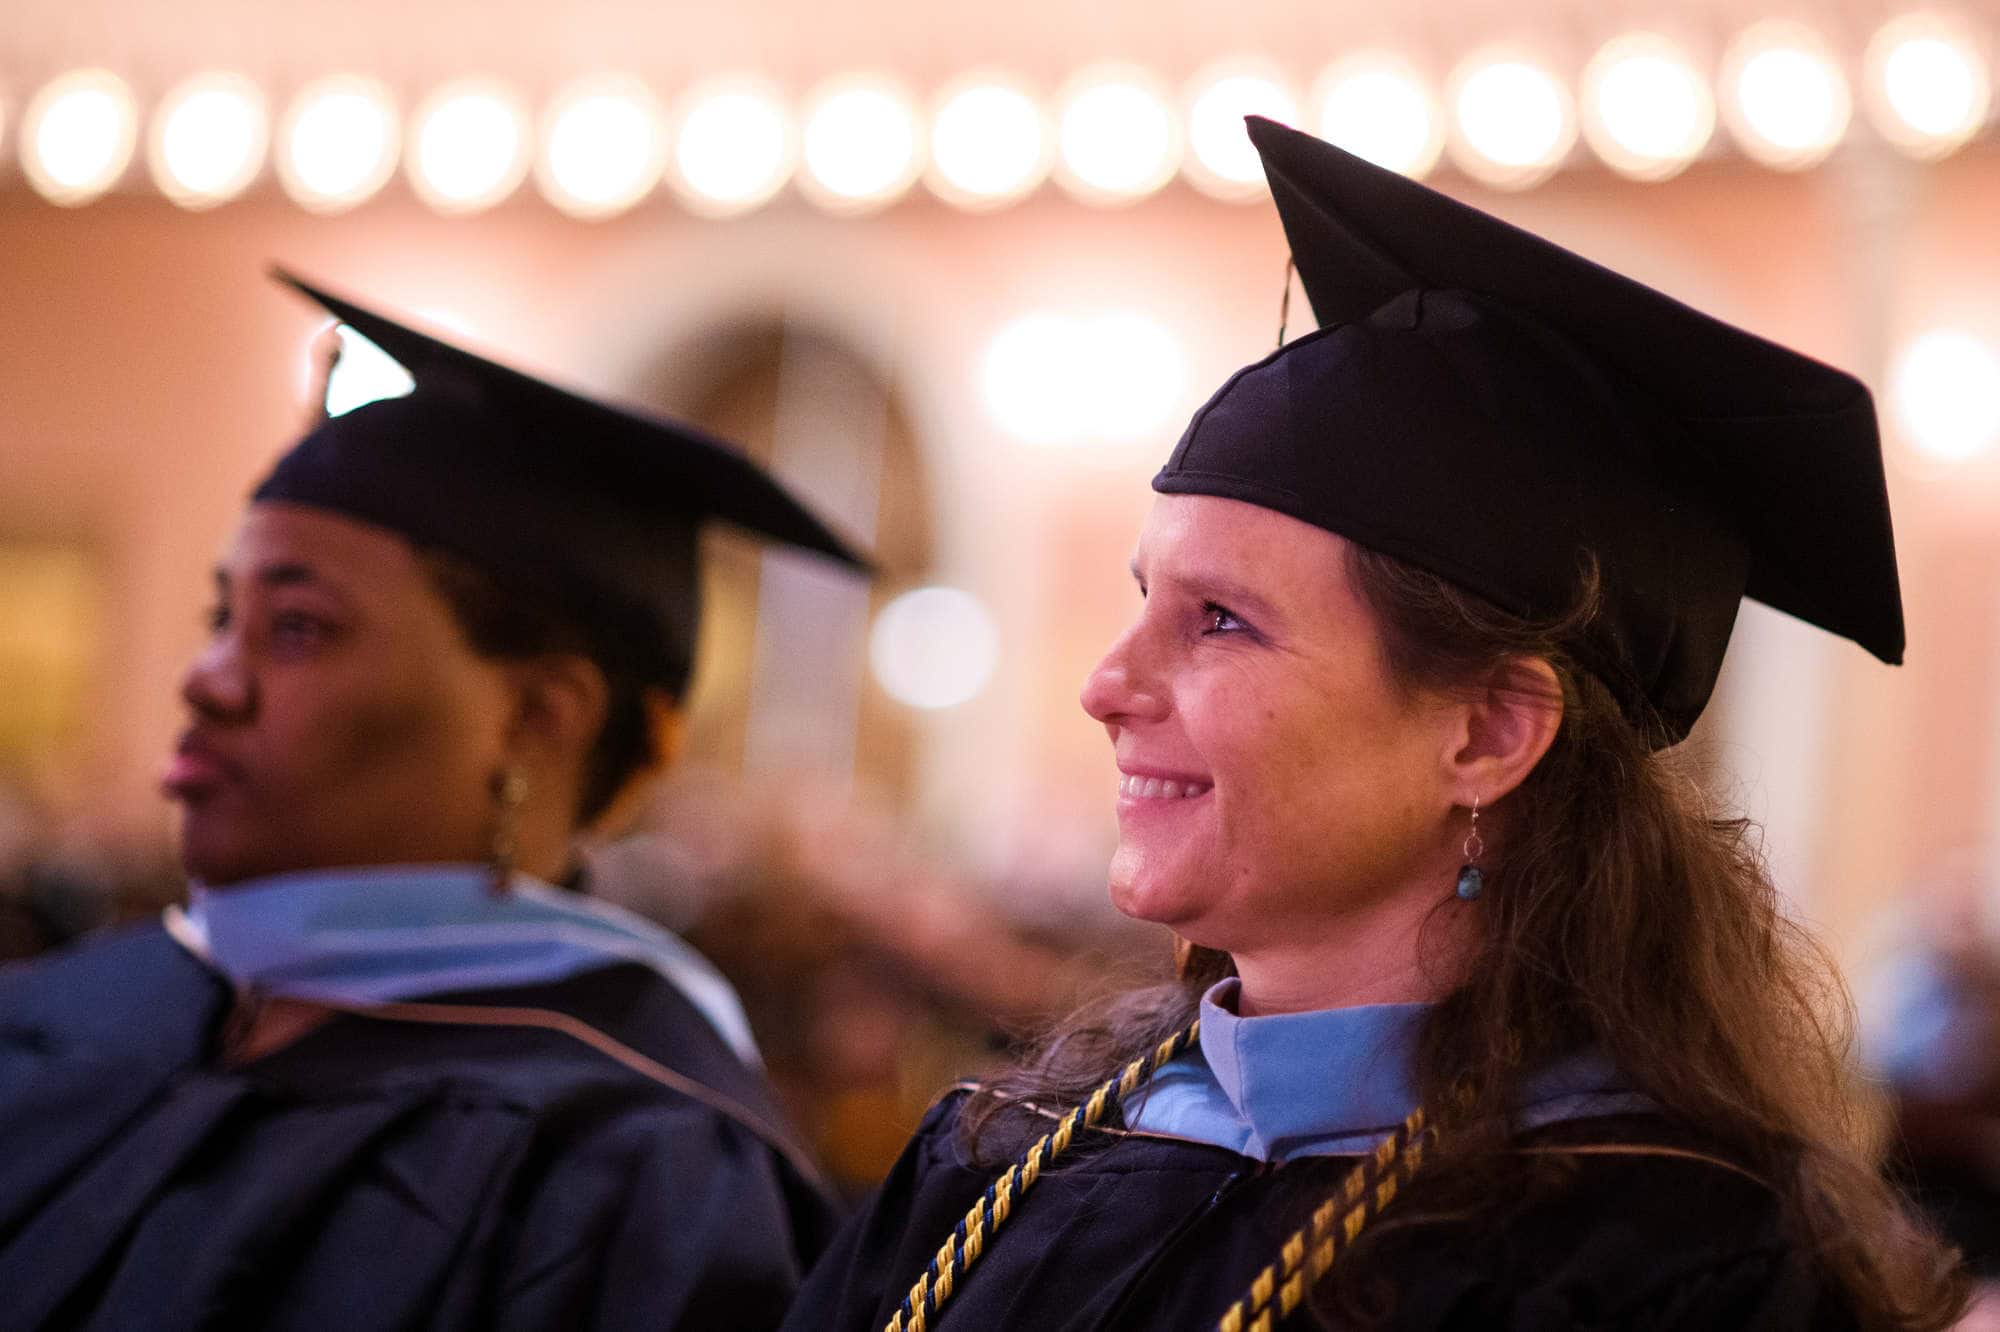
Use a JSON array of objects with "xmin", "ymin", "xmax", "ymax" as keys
[
  {"xmin": 178, "ymin": 856, "xmax": 257, "ymax": 888},
  {"xmin": 176, "ymin": 822, "xmax": 313, "ymax": 887},
  {"xmin": 1106, "ymin": 855, "xmax": 1205, "ymax": 930}
]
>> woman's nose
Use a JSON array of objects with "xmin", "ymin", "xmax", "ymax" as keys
[
  {"xmin": 1080, "ymin": 629, "xmax": 1167, "ymax": 727},
  {"xmin": 180, "ymin": 635, "xmax": 255, "ymax": 723}
]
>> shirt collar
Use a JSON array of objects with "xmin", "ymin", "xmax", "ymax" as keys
[
  {"xmin": 167, "ymin": 863, "xmax": 760, "ymax": 1065},
  {"xmin": 1196, "ymin": 977, "xmax": 1427, "ymax": 1155},
  {"xmin": 1128, "ymin": 978, "xmax": 1646, "ymax": 1160}
]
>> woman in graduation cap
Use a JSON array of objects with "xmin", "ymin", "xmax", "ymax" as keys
[
  {"xmin": 0, "ymin": 274, "xmax": 865, "ymax": 1330},
  {"xmin": 783, "ymin": 119, "xmax": 1964, "ymax": 1330}
]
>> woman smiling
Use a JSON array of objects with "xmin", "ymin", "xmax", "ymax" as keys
[
  {"xmin": 782, "ymin": 119, "xmax": 1962, "ymax": 1330},
  {"xmin": 0, "ymin": 275, "xmax": 862, "ymax": 1330},
  {"xmin": 1093, "ymin": 497, "xmax": 1474, "ymax": 1012}
]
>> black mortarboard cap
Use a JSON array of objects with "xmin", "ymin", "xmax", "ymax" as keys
[
  {"xmin": 1154, "ymin": 117, "xmax": 1903, "ymax": 745},
  {"xmin": 256, "ymin": 270, "xmax": 868, "ymax": 698}
]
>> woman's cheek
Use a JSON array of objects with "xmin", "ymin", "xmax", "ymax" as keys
[{"xmin": 288, "ymin": 672, "xmax": 458, "ymax": 796}]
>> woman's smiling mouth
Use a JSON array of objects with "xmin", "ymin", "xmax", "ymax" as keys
[{"xmin": 1118, "ymin": 773, "xmax": 1214, "ymax": 800}]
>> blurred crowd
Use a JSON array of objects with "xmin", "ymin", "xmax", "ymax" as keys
[
  {"xmin": 1859, "ymin": 871, "xmax": 2000, "ymax": 1324},
  {"xmin": 0, "ymin": 781, "xmax": 182, "ymax": 964}
]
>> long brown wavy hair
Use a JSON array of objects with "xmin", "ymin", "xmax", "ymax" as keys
[{"xmin": 963, "ymin": 543, "xmax": 1965, "ymax": 1328}]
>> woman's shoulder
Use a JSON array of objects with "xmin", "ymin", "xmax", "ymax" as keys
[
  {"xmin": 1373, "ymin": 1114, "xmax": 1854, "ymax": 1330},
  {"xmin": 783, "ymin": 1083, "xmax": 1309, "ymax": 1332},
  {"xmin": 1502, "ymin": 1113, "xmax": 1798, "ymax": 1234},
  {"xmin": 260, "ymin": 962, "xmax": 809, "ymax": 1141},
  {"xmin": 0, "ymin": 917, "xmax": 220, "ymax": 1021}
]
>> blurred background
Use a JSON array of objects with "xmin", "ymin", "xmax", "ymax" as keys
[{"xmin": 3, "ymin": 0, "xmax": 2000, "ymax": 1264}]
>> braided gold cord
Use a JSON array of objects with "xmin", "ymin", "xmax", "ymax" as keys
[
  {"xmin": 1279, "ymin": 1268, "xmax": 1306, "ymax": 1316},
  {"xmin": 932, "ymin": 1234, "xmax": 957, "ymax": 1302},
  {"xmin": 878, "ymin": 1019, "xmax": 1201, "ymax": 1332},
  {"xmin": 1212, "ymin": 1106, "xmax": 1435, "ymax": 1332}
]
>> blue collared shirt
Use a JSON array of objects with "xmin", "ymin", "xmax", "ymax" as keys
[{"xmin": 1124, "ymin": 978, "xmax": 1649, "ymax": 1160}]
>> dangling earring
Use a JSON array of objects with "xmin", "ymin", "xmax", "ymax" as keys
[
  {"xmin": 490, "ymin": 767, "xmax": 529, "ymax": 892},
  {"xmin": 1455, "ymin": 797, "xmax": 1485, "ymax": 901}
]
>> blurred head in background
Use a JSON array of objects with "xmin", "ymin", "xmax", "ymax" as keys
[{"xmin": 164, "ymin": 273, "xmax": 865, "ymax": 888}]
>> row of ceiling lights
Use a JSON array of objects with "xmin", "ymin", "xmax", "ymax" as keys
[{"xmin": 6, "ymin": 13, "xmax": 1993, "ymax": 216}]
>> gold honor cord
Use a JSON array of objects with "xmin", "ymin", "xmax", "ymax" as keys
[
  {"xmin": 1213, "ymin": 1105, "xmax": 1436, "ymax": 1332},
  {"xmin": 882, "ymin": 1021, "xmax": 1203, "ymax": 1332}
]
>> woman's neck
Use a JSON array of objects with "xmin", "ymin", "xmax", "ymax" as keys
[{"xmin": 1228, "ymin": 888, "xmax": 1473, "ymax": 1016}]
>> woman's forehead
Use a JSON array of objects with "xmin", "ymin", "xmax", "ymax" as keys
[
  {"xmin": 222, "ymin": 502, "xmax": 424, "ymax": 593},
  {"xmin": 1135, "ymin": 494, "xmax": 1349, "ymax": 580}
]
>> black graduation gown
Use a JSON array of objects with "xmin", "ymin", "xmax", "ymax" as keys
[
  {"xmin": 783, "ymin": 1089, "xmax": 1856, "ymax": 1331},
  {"xmin": 0, "ymin": 921, "xmax": 839, "ymax": 1331}
]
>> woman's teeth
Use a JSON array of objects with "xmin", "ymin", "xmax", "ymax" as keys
[{"xmin": 1119, "ymin": 775, "xmax": 1213, "ymax": 799}]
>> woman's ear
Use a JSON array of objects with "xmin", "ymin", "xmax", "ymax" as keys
[
  {"xmin": 1443, "ymin": 655, "xmax": 1564, "ymax": 806},
  {"xmin": 504, "ymin": 653, "xmax": 611, "ymax": 776}
]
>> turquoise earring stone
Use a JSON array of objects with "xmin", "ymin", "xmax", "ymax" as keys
[{"xmin": 1455, "ymin": 864, "xmax": 1484, "ymax": 900}]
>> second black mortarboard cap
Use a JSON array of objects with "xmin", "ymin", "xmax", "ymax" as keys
[
  {"xmin": 1154, "ymin": 117, "xmax": 1903, "ymax": 745},
  {"xmin": 255, "ymin": 270, "xmax": 869, "ymax": 698}
]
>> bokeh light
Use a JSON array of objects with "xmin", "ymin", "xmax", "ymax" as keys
[
  {"xmin": 1892, "ymin": 329, "xmax": 2000, "ymax": 463},
  {"xmin": 148, "ymin": 71, "xmax": 268, "ymax": 209},
  {"xmin": 926, "ymin": 75, "xmax": 1051, "ymax": 210},
  {"xmin": 537, "ymin": 74, "xmax": 667, "ymax": 218},
  {"xmin": 870, "ymin": 587, "xmax": 999, "ymax": 710},
  {"xmin": 21, "ymin": 69, "xmax": 139, "ymax": 206},
  {"xmin": 1053, "ymin": 64, "xmax": 1183, "ymax": 205},
  {"xmin": 1447, "ymin": 50, "xmax": 1577, "ymax": 188},
  {"xmin": 668, "ymin": 75, "xmax": 793, "ymax": 216},
  {"xmin": 1182, "ymin": 61, "xmax": 1299, "ymax": 199},
  {"xmin": 1088, "ymin": 312, "xmax": 1190, "ymax": 444},
  {"xmin": 276, "ymin": 75, "xmax": 400, "ymax": 212},
  {"xmin": 981, "ymin": 310, "xmax": 1187, "ymax": 450},
  {"xmin": 407, "ymin": 79, "xmax": 531, "ymax": 213},
  {"xmin": 982, "ymin": 313, "xmax": 1079, "ymax": 445},
  {"xmin": 1581, "ymin": 34, "xmax": 1715, "ymax": 181},
  {"xmin": 1312, "ymin": 52, "xmax": 1444, "ymax": 178},
  {"xmin": 1864, "ymin": 14, "xmax": 1991, "ymax": 160},
  {"xmin": 798, "ymin": 75, "xmax": 924, "ymax": 213},
  {"xmin": 1722, "ymin": 21, "xmax": 1852, "ymax": 170}
]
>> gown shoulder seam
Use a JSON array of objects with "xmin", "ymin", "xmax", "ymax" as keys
[
  {"xmin": 1514, "ymin": 1141, "xmax": 1772, "ymax": 1188},
  {"xmin": 315, "ymin": 996, "xmax": 827, "ymax": 1191}
]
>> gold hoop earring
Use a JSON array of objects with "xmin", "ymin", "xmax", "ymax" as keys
[{"xmin": 490, "ymin": 768, "xmax": 529, "ymax": 891}]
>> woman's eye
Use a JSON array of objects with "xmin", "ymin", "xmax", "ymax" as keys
[
  {"xmin": 269, "ymin": 610, "xmax": 333, "ymax": 646},
  {"xmin": 1201, "ymin": 602, "xmax": 1248, "ymax": 635},
  {"xmin": 203, "ymin": 604, "xmax": 231, "ymax": 634}
]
